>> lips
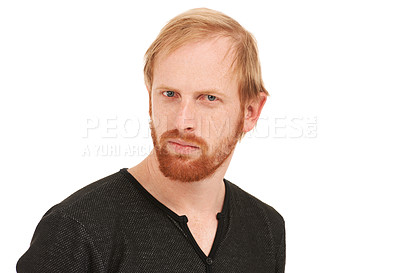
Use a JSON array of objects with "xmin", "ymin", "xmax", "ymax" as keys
[{"xmin": 168, "ymin": 140, "xmax": 199, "ymax": 148}]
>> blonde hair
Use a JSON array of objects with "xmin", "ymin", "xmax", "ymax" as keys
[{"xmin": 144, "ymin": 8, "xmax": 268, "ymax": 139}]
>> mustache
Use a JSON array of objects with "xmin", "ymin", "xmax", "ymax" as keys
[{"xmin": 159, "ymin": 129, "xmax": 208, "ymax": 150}]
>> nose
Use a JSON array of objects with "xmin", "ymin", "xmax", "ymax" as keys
[{"xmin": 175, "ymin": 98, "xmax": 196, "ymax": 133}]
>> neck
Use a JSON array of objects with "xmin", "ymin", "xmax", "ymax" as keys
[{"xmin": 128, "ymin": 149, "xmax": 233, "ymax": 218}]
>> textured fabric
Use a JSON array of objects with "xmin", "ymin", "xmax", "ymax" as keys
[{"xmin": 17, "ymin": 168, "xmax": 285, "ymax": 273}]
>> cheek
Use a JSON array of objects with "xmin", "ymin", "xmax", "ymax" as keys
[
  {"xmin": 151, "ymin": 114, "xmax": 169, "ymax": 135},
  {"xmin": 203, "ymin": 114, "xmax": 234, "ymax": 139},
  {"xmin": 150, "ymin": 98, "xmax": 170, "ymax": 140},
  {"xmin": 151, "ymin": 99, "xmax": 175, "ymax": 130}
]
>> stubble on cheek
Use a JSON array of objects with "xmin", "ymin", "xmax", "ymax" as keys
[{"xmin": 148, "ymin": 109, "xmax": 244, "ymax": 182}]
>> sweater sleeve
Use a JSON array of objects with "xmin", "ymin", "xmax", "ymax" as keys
[
  {"xmin": 17, "ymin": 210, "xmax": 105, "ymax": 273},
  {"xmin": 275, "ymin": 223, "xmax": 286, "ymax": 273}
]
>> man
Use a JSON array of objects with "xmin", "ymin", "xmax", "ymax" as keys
[{"xmin": 17, "ymin": 8, "xmax": 285, "ymax": 273}]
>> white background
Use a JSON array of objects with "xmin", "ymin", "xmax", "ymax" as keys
[{"xmin": 1, "ymin": 0, "xmax": 399, "ymax": 272}]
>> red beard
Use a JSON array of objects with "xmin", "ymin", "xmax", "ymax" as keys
[{"xmin": 150, "ymin": 113, "xmax": 244, "ymax": 182}]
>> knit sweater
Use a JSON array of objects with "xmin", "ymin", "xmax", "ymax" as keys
[{"xmin": 17, "ymin": 168, "xmax": 285, "ymax": 273}]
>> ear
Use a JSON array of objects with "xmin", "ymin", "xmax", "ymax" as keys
[{"xmin": 242, "ymin": 92, "xmax": 267, "ymax": 133}]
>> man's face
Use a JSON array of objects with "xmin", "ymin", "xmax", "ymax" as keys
[{"xmin": 149, "ymin": 37, "xmax": 244, "ymax": 182}]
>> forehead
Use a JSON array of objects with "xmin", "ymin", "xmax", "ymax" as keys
[{"xmin": 152, "ymin": 37, "xmax": 238, "ymax": 94}]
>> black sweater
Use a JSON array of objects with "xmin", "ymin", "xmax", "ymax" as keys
[{"xmin": 17, "ymin": 168, "xmax": 285, "ymax": 273}]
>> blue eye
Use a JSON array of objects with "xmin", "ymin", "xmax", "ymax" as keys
[
  {"xmin": 163, "ymin": 91, "xmax": 175, "ymax": 97},
  {"xmin": 207, "ymin": 95, "xmax": 217, "ymax": 101}
]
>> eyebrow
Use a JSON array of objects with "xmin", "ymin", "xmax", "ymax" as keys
[{"xmin": 155, "ymin": 85, "xmax": 227, "ymax": 98}]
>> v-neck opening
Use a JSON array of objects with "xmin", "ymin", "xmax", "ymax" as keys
[{"xmin": 120, "ymin": 167, "xmax": 231, "ymax": 262}]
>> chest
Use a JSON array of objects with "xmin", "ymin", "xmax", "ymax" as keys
[{"xmin": 186, "ymin": 217, "xmax": 219, "ymax": 257}]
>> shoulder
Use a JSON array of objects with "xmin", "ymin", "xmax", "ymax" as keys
[
  {"xmin": 225, "ymin": 178, "xmax": 285, "ymax": 238},
  {"xmin": 17, "ymin": 169, "xmax": 143, "ymax": 271},
  {"xmin": 226, "ymin": 179, "xmax": 284, "ymax": 220},
  {"xmin": 16, "ymin": 170, "xmax": 131, "ymax": 272},
  {"xmin": 43, "ymin": 168, "xmax": 138, "ymax": 225}
]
